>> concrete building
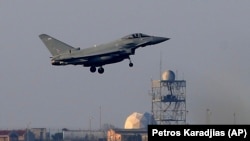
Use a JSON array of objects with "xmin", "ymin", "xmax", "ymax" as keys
[
  {"xmin": 107, "ymin": 129, "xmax": 147, "ymax": 141},
  {"xmin": 0, "ymin": 130, "xmax": 18, "ymax": 141}
]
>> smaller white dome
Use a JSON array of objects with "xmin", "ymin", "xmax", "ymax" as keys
[{"xmin": 162, "ymin": 70, "xmax": 175, "ymax": 81}]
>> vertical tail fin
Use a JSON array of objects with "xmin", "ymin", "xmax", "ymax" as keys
[{"xmin": 39, "ymin": 34, "xmax": 76, "ymax": 56}]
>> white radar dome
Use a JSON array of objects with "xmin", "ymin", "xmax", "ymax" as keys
[
  {"xmin": 124, "ymin": 112, "xmax": 155, "ymax": 129},
  {"xmin": 162, "ymin": 70, "xmax": 175, "ymax": 81}
]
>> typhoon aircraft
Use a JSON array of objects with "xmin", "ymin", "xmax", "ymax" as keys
[{"xmin": 39, "ymin": 33, "xmax": 169, "ymax": 74}]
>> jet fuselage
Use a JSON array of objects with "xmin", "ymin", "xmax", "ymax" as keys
[{"xmin": 39, "ymin": 33, "xmax": 169, "ymax": 74}]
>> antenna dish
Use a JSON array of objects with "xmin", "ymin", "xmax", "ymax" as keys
[{"xmin": 162, "ymin": 70, "xmax": 175, "ymax": 81}]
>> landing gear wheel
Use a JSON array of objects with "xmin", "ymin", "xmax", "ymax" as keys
[
  {"xmin": 90, "ymin": 66, "xmax": 96, "ymax": 73},
  {"xmin": 98, "ymin": 67, "xmax": 104, "ymax": 74},
  {"xmin": 129, "ymin": 62, "xmax": 133, "ymax": 67},
  {"xmin": 128, "ymin": 57, "xmax": 133, "ymax": 67}
]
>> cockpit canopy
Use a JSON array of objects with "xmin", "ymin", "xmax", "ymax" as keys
[{"xmin": 122, "ymin": 33, "xmax": 150, "ymax": 39}]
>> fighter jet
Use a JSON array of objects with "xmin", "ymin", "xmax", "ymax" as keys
[{"xmin": 39, "ymin": 33, "xmax": 169, "ymax": 74}]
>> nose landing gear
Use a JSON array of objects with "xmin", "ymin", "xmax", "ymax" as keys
[{"xmin": 128, "ymin": 57, "xmax": 133, "ymax": 67}]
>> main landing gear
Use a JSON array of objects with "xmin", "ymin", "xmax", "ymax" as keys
[
  {"xmin": 98, "ymin": 67, "xmax": 104, "ymax": 74},
  {"xmin": 89, "ymin": 58, "xmax": 134, "ymax": 74},
  {"xmin": 90, "ymin": 66, "xmax": 104, "ymax": 74}
]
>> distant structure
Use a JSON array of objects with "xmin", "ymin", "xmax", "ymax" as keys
[
  {"xmin": 63, "ymin": 130, "xmax": 106, "ymax": 141},
  {"xmin": 106, "ymin": 112, "xmax": 152, "ymax": 141},
  {"xmin": 0, "ymin": 130, "xmax": 35, "ymax": 141},
  {"xmin": 206, "ymin": 109, "xmax": 212, "ymax": 124},
  {"xmin": 30, "ymin": 128, "xmax": 47, "ymax": 141},
  {"xmin": 150, "ymin": 70, "xmax": 187, "ymax": 124}
]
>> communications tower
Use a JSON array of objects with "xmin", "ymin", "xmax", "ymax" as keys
[{"xmin": 150, "ymin": 70, "xmax": 186, "ymax": 124}]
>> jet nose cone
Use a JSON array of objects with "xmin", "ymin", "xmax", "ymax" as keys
[
  {"xmin": 153, "ymin": 37, "xmax": 170, "ymax": 44},
  {"xmin": 159, "ymin": 37, "xmax": 170, "ymax": 42}
]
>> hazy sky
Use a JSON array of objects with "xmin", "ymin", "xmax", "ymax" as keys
[{"xmin": 1, "ymin": 0, "xmax": 250, "ymax": 130}]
